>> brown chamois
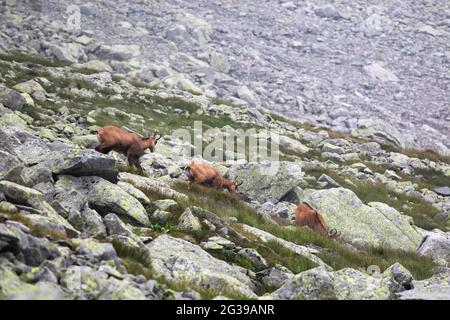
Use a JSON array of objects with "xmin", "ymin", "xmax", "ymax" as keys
[
  {"xmin": 186, "ymin": 161, "xmax": 243, "ymax": 193},
  {"xmin": 294, "ymin": 202, "xmax": 340, "ymax": 238},
  {"xmin": 95, "ymin": 125, "xmax": 161, "ymax": 169}
]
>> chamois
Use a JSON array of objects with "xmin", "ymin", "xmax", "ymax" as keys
[
  {"xmin": 186, "ymin": 161, "xmax": 243, "ymax": 193},
  {"xmin": 294, "ymin": 202, "xmax": 340, "ymax": 238},
  {"xmin": 95, "ymin": 125, "xmax": 161, "ymax": 169}
]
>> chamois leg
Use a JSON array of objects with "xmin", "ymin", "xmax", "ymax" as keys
[{"xmin": 127, "ymin": 155, "xmax": 141, "ymax": 169}]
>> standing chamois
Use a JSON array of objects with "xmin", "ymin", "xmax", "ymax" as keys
[
  {"xmin": 186, "ymin": 161, "xmax": 243, "ymax": 193},
  {"xmin": 294, "ymin": 202, "xmax": 340, "ymax": 238},
  {"xmin": 95, "ymin": 125, "xmax": 161, "ymax": 169}
]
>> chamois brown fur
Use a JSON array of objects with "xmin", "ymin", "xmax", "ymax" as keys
[
  {"xmin": 95, "ymin": 125, "xmax": 161, "ymax": 169},
  {"xmin": 295, "ymin": 202, "xmax": 339, "ymax": 238},
  {"xmin": 186, "ymin": 161, "xmax": 242, "ymax": 193}
]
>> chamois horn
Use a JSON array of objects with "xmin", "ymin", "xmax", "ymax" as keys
[
  {"xmin": 236, "ymin": 179, "xmax": 244, "ymax": 186},
  {"xmin": 153, "ymin": 133, "xmax": 162, "ymax": 141}
]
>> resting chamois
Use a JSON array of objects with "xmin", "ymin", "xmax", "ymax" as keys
[
  {"xmin": 95, "ymin": 125, "xmax": 161, "ymax": 169},
  {"xmin": 186, "ymin": 161, "xmax": 243, "ymax": 193},
  {"xmin": 294, "ymin": 202, "xmax": 339, "ymax": 238}
]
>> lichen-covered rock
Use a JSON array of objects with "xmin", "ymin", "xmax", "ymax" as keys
[
  {"xmin": 73, "ymin": 238, "xmax": 117, "ymax": 261},
  {"xmin": 417, "ymin": 231, "xmax": 450, "ymax": 265},
  {"xmin": 0, "ymin": 150, "xmax": 27, "ymax": 185},
  {"xmin": 258, "ymin": 265, "xmax": 294, "ymax": 290},
  {"xmin": 0, "ymin": 181, "xmax": 78, "ymax": 237},
  {"xmin": 43, "ymin": 145, "xmax": 118, "ymax": 181},
  {"xmin": 118, "ymin": 172, "xmax": 188, "ymax": 202},
  {"xmin": 153, "ymin": 199, "xmax": 179, "ymax": 212},
  {"xmin": 241, "ymin": 224, "xmax": 326, "ymax": 267},
  {"xmin": 56, "ymin": 175, "xmax": 150, "ymax": 226},
  {"xmin": 178, "ymin": 207, "xmax": 202, "ymax": 232},
  {"xmin": 397, "ymin": 272, "xmax": 450, "ymax": 300},
  {"xmin": 227, "ymin": 161, "xmax": 304, "ymax": 203},
  {"xmin": 270, "ymin": 267, "xmax": 392, "ymax": 300},
  {"xmin": 279, "ymin": 135, "xmax": 310, "ymax": 155},
  {"xmin": 304, "ymin": 188, "xmax": 422, "ymax": 251},
  {"xmin": 117, "ymin": 181, "xmax": 151, "ymax": 206},
  {"xmin": 382, "ymin": 263, "xmax": 413, "ymax": 294},
  {"xmin": 103, "ymin": 213, "xmax": 141, "ymax": 246},
  {"xmin": 0, "ymin": 85, "xmax": 27, "ymax": 110},
  {"xmin": 0, "ymin": 265, "xmax": 67, "ymax": 300},
  {"xmin": 151, "ymin": 209, "xmax": 173, "ymax": 223},
  {"xmin": 352, "ymin": 118, "xmax": 409, "ymax": 148},
  {"xmin": 146, "ymin": 235, "xmax": 257, "ymax": 299},
  {"xmin": 60, "ymin": 265, "xmax": 147, "ymax": 300},
  {"xmin": 0, "ymin": 222, "xmax": 61, "ymax": 266},
  {"xmin": 237, "ymin": 248, "xmax": 268, "ymax": 271}
]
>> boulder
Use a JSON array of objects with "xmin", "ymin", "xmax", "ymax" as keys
[
  {"xmin": 363, "ymin": 62, "xmax": 399, "ymax": 82},
  {"xmin": 0, "ymin": 181, "xmax": 78, "ymax": 237},
  {"xmin": 279, "ymin": 135, "xmax": 310, "ymax": 155},
  {"xmin": 417, "ymin": 231, "xmax": 450, "ymax": 265},
  {"xmin": 0, "ymin": 85, "xmax": 27, "ymax": 110},
  {"xmin": 0, "ymin": 222, "xmax": 61, "ymax": 266},
  {"xmin": 398, "ymin": 272, "xmax": 450, "ymax": 300},
  {"xmin": 117, "ymin": 181, "xmax": 152, "ymax": 206},
  {"xmin": 118, "ymin": 172, "xmax": 188, "ymax": 202},
  {"xmin": 95, "ymin": 44, "xmax": 140, "ymax": 61},
  {"xmin": 48, "ymin": 43, "xmax": 86, "ymax": 64},
  {"xmin": 434, "ymin": 186, "xmax": 450, "ymax": 197},
  {"xmin": 146, "ymin": 235, "xmax": 257, "ymax": 299},
  {"xmin": 304, "ymin": 188, "xmax": 422, "ymax": 251},
  {"xmin": 55, "ymin": 176, "xmax": 150, "ymax": 226},
  {"xmin": 60, "ymin": 265, "xmax": 146, "ymax": 300},
  {"xmin": 13, "ymin": 80, "xmax": 47, "ymax": 97},
  {"xmin": 73, "ymin": 238, "xmax": 117, "ymax": 261},
  {"xmin": 178, "ymin": 207, "xmax": 202, "ymax": 232},
  {"xmin": 0, "ymin": 150, "xmax": 27, "ymax": 185},
  {"xmin": 352, "ymin": 119, "xmax": 408, "ymax": 148},
  {"xmin": 270, "ymin": 266, "xmax": 391, "ymax": 300},
  {"xmin": 227, "ymin": 161, "xmax": 304, "ymax": 204},
  {"xmin": 0, "ymin": 266, "xmax": 67, "ymax": 300},
  {"xmin": 43, "ymin": 144, "xmax": 118, "ymax": 181}
]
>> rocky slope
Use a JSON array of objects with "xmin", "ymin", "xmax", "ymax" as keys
[
  {"xmin": 1, "ymin": 0, "xmax": 449, "ymax": 154},
  {"xmin": 0, "ymin": 0, "xmax": 450, "ymax": 300}
]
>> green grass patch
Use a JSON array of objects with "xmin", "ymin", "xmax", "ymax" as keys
[{"xmin": 0, "ymin": 51, "xmax": 68, "ymax": 68}]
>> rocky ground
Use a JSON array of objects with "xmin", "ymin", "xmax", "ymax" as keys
[
  {"xmin": 0, "ymin": 0, "xmax": 450, "ymax": 300},
  {"xmin": 1, "ymin": 0, "xmax": 449, "ymax": 154}
]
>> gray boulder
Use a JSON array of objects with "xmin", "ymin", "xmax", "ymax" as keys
[
  {"xmin": 73, "ymin": 238, "xmax": 117, "ymax": 261},
  {"xmin": 55, "ymin": 176, "xmax": 150, "ymax": 226},
  {"xmin": 118, "ymin": 172, "xmax": 188, "ymax": 202},
  {"xmin": 417, "ymin": 231, "xmax": 450, "ymax": 265},
  {"xmin": 270, "ymin": 267, "xmax": 391, "ymax": 300},
  {"xmin": 398, "ymin": 272, "xmax": 450, "ymax": 300},
  {"xmin": 352, "ymin": 119, "xmax": 408, "ymax": 148},
  {"xmin": 0, "ymin": 85, "xmax": 27, "ymax": 110},
  {"xmin": 146, "ymin": 235, "xmax": 257, "ymax": 299},
  {"xmin": 178, "ymin": 207, "xmax": 202, "ymax": 232},
  {"xmin": 0, "ymin": 181, "xmax": 78, "ymax": 237},
  {"xmin": 0, "ymin": 265, "xmax": 67, "ymax": 300},
  {"xmin": 227, "ymin": 161, "xmax": 304, "ymax": 204}
]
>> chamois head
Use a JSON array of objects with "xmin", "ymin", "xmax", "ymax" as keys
[{"xmin": 142, "ymin": 133, "xmax": 162, "ymax": 153}]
